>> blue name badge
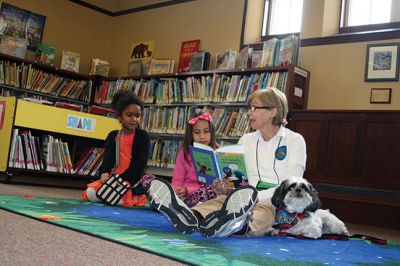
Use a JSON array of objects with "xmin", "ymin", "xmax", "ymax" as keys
[{"xmin": 275, "ymin": 145, "xmax": 287, "ymax": 160}]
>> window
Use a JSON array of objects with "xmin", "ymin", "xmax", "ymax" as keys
[
  {"xmin": 340, "ymin": 0, "xmax": 400, "ymax": 33},
  {"xmin": 261, "ymin": 0, "xmax": 303, "ymax": 38}
]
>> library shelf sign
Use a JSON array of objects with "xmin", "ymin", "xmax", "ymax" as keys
[
  {"xmin": 66, "ymin": 114, "xmax": 96, "ymax": 132},
  {"xmin": 364, "ymin": 42, "xmax": 400, "ymax": 82}
]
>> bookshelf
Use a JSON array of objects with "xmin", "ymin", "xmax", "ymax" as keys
[
  {"xmin": 0, "ymin": 97, "xmax": 121, "ymax": 185},
  {"xmin": 93, "ymin": 64, "xmax": 310, "ymax": 177},
  {"xmin": 0, "ymin": 52, "xmax": 93, "ymax": 111}
]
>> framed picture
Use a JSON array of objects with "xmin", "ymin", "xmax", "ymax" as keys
[
  {"xmin": 370, "ymin": 88, "xmax": 392, "ymax": 104},
  {"xmin": 364, "ymin": 43, "xmax": 400, "ymax": 82},
  {"xmin": 0, "ymin": 3, "xmax": 46, "ymax": 51}
]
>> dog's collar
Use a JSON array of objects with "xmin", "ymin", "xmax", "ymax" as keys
[{"xmin": 273, "ymin": 208, "xmax": 308, "ymax": 229}]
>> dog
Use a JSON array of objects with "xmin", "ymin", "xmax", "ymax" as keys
[{"xmin": 266, "ymin": 176, "xmax": 348, "ymax": 239}]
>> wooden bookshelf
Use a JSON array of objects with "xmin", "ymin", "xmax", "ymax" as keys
[{"xmin": 94, "ymin": 64, "xmax": 310, "ymax": 177}]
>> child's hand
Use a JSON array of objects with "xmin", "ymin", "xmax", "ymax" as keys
[
  {"xmin": 99, "ymin": 173, "xmax": 110, "ymax": 184},
  {"xmin": 211, "ymin": 179, "xmax": 230, "ymax": 195},
  {"xmin": 174, "ymin": 186, "xmax": 188, "ymax": 198}
]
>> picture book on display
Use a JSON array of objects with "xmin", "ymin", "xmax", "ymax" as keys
[
  {"xmin": 0, "ymin": 36, "xmax": 28, "ymax": 59},
  {"xmin": 60, "ymin": 50, "xmax": 80, "ymax": 73},
  {"xmin": 178, "ymin": 39, "xmax": 200, "ymax": 73},
  {"xmin": 127, "ymin": 59, "xmax": 142, "ymax": 76},
  {"xmin": 261, "ymin": 38, "xmax": 279, "ymax": 67},
  {"xmin": 89, "ymin": 58, "xmax": 110, "ymax": 77},
  {"xmin": 189, "ymin": 142, "xmax": 249, "ymax": 188},
  {"xmin": 190, "ymin": 51, "xmax": 210, "ymax": 72},
  {"xmin": 239, "ymin": 46, "xmax": 253, "ymax": 69},
  {"xmin": 131, "ymin": 40, "xmax": 154, "ymax": 60},
  {"xmin": 35, "ymin": 43, "xmax": 55, "ymax": 66},
  {"xmin": 215, "ymin": 50, "xmax": 237, "ymax": 70},
  {"xmin": 148, "ymin": 59, "xmax": 175, "ymax": 75}
]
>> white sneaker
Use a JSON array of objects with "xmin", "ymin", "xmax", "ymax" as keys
[
  {"xmin": 199, "ymin": 186, "xmax": 258, "ymax": 237},
  {"xmin": 148, "ymin": 178, "xmax": 198, "ymax": 234}
]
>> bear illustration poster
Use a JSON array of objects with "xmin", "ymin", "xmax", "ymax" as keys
[
  {"xmin": 178, "ymin": 39, "xmax": 200, "ymax": 73},
  {"xmin": 131, "ymin": 41, "xmax": 155, "ymax": 60}
]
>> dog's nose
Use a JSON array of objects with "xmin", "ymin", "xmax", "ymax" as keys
[{"xmin": 295, "ymin": 188, "xmax": 301, "ymax": 193}]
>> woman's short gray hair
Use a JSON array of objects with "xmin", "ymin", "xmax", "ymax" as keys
[{"xmin": 247, "ymin": 88, "xmax": 288, "ymax": 126}]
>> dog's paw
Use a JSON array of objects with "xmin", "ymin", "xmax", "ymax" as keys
[{"xmin": 265, "ymin": 228, "xmax": 279, "ymax": 236}]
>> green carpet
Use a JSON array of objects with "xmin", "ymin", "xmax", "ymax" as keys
[{"xmin": 1, "ymin": 195, "xmax": 399, "ymax": 266}]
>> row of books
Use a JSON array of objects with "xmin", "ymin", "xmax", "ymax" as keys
[
  {"xmin": 129, "ymin": 35, "xmax": 300, "ymax": 75},
  {"xmin": 208, "ymin": 108, "xmax": 251, "ymax": 137},
  {"xmin": 94, "ymin": 71, "xmax": 288, "ymax": 105},
  {"xmin": 259, "ymin": 35, "xmax": 301, "ymax": 68},
  {"xmin": 8, "ymin": 130, "xmax": 73, "ymax": 174},
  {"xmin": 148, "ymin": 139, "xmax": 182, "ymax": 169},
  {"xmin": 7, "ymin": 129, "xmax": 105, "ymax": 176},
  {"xmin": 0, "ymin": 60, "xmax": 92, "ymax": 101},
  {"xmin": 141, "ymin": 106, "xmax": 190, "ymax": 134},
  {"xmin": 140, "ymin": 106, "xmax": 251, "ymax": 138},
  {"xmin": 8, "ymin": 129, "xmax": 44, "ymax": 170},
  {"xmin": 73, "ymin": 147, "xmax": 104, "ymax": 176}
]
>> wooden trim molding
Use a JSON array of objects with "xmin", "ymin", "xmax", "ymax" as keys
[
  {"xmin": 301, "ymin": 29, "xmax": 400, "ymax": 47},
  {"xmin": 68, "ymin": 0, "xmax": 194, "ymax": 17},
  {"xmin": 68, "ymin": 0, "xmax": 114, "ymax": 16}
]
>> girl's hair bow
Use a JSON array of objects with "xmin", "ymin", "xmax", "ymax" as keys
[{"xmin": 188, "ymin": 112, "xmax": 212, "ymax": 125}]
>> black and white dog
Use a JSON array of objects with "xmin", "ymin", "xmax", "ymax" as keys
[{"xmin": 266, "ymin": 176, "xmax": 348, "ymax": 239}]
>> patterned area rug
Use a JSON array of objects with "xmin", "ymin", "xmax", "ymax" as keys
[{"xmin": 1, "ymin": 195, "xmax": 399, "ymax": 266}]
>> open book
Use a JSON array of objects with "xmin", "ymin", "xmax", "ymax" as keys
[{"xmin": 189, "ymin": 142, "xmax": 249, "ymax": 187}]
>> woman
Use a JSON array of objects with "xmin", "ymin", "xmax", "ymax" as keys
[{"xmin": 148, "ymin": 88, "xmax": 307, "ymax": 237}]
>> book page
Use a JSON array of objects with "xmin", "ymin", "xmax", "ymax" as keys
[
  {"xmin": 216, "ymin": 145, "xmax": 249, "ymax": 188},
  {"xmin": 189, "ymin": 143, "xmax": 221, "ymax": 185}
]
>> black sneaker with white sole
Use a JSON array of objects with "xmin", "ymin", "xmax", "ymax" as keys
[
  {"xmin": 199, "ymin": 186, "xmax": 258, "ymax": 237},
  {"xmin": 148, "ymin": 178, "xmax": 198, "ymax": 234}
]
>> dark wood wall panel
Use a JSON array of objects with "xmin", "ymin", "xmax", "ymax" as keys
[
  {"xmin": 287, "ymin": 110, "xmax": 400, "ymax": 228},
  {"xmin": 362, "ymin": 123, "xmax": 400, "ymax": 188},
  {"xmin": 289, "ymin": 121, "xmax": 322, "ymax": 171},
  {"xmin": 325, "ymin": 122, "xmax": 359, "ymax": 177}
]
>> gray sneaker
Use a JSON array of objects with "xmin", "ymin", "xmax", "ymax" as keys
[
  {"xmin": 148, "ymin": 178, "xmax": 198, "ymax": 234},
  {"xmin": 199, "ymin": 186, "xmax": 258, "ymax": 237}
]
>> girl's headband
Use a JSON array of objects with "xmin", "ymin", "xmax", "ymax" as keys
[{"xmin": 188, "ymin": 112, "xmax": 212, "ymax": 125}]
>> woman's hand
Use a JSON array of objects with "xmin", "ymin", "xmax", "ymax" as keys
[
  {"xmin": 174, "ymin": 186, "xmax": 188, "ymax": 198},
  {"xmin": 99, "ymin": 173, "xmax": 110, "ymax": 184}
]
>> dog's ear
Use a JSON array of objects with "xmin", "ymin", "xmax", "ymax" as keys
[
  {"xmin": 305, "ymin": 184, "xmax": 321, "ymax": 212},
  {"xmin": 271, "ymin": 179, "xmax": 288, "ymax": 208}
]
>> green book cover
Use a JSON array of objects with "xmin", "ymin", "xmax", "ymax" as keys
[
  {"xmin": 35, "ymin": 43, "xmax": 55, "ymax": 66},
  {"xmin": 189, "ymin": 143, "xmax": 249, "ymax": 187}
]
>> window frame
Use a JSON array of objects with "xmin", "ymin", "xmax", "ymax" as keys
[
  {"xmin": 260, "ymin": 0, "xmax": 302, "ymax": 42},
  {"xmin": 339, "ymin": 0, "xmax": 400, "ymax": 34}
]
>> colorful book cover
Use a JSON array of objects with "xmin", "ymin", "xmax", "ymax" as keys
[
  {"xmin": 215, "ymin": 50, "xmax": 237, "ymax": 70},
  {"xmin": 148, "ymin": 59, "xmax": 174, "ymax": 75},
  {"xmin": 131, "ymin": 40, "xmax": 154, "ymax": 60},
  {"xmin": 278, "ymin": 35, "xmax": 295, "ymax": 66},
  {"xmin": 0, "ymin": 36, "xmax": 28, "ymax": 59},
  {"xmin": 60, "ymin": 50, "xmax": 80, "ymax": 73},
  {"xmin": 189, "ymin": 142, "xmax": 249, "ymax": 187},
  {"xmin": 35, "ymin": 43, "xmax": 55, "ymax": 66},
  {"xmin": 178, "ymin": 39, "xmax": 200, "ymax": 73},
  {"xmin": 261, "ymin": 38, "xmax": 278, "ymax": 67}
]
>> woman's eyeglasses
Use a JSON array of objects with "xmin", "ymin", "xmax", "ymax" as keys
[{"xmin": 248, "ymin": 105, "xmax": 273, "ymax": 112}]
